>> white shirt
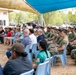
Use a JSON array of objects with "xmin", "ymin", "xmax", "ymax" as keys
[{"xmin": 29, "ymin": 34, "xmax": 37, "ymax": 49}]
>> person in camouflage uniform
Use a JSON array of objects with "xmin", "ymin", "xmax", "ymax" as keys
[
  {"xmin": 71, "ymin": 49, "xmax": 76, "ymax": 64},
  {"xmin": 46, "ymin": 28, "xmax": 69, "ymax": 56},
  {"xmin": 46, "ymin": 28, "xmax": 58, "ymax": 55},
  {"xmin": 54, "ymin": 29, "xmax": 69, "ymax": 54},
  {"xmin": 68, "ymin": 28, "xmax": 76, "ymax": 42},
  {"xmin": 69, "ymin": 28, "xmax": 76, "ymax": 63},
  {"xmin": 47, "ymin": 29, "xmax": 64, "ymax": 55},
  {"xmin": 67, "ymin": 28, "xmax": 76, "ymax": 55},
  {"xmin": 43, "ymin": 27, "xmax": 51, "ymax": 39}
]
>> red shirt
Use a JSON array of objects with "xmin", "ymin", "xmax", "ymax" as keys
[{"xmin": 6, "ymin": 31, "xmax": 11, "ymax": 37}]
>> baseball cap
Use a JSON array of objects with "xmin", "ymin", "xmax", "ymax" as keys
[{"xmin": 8, "ymin": 43, "xmax": 25, "ymax": 53}]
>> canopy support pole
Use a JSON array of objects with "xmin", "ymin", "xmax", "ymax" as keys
[{"xmin": 40, "ymin": 14, "xmax": 43, "ymax": 26}]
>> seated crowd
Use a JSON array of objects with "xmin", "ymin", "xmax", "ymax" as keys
[{"xmin": 0, "ymin": 25, "xmax": 76, "ymax": 75}]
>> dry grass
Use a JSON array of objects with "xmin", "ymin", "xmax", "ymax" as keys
[{"xmin": 0, "ymin": 44, "xmax": 76, "ymax": 75}]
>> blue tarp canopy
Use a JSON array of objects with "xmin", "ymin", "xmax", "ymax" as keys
[{"xmin": 25, "ymin": 0, "xmax": 76, "ymax": 14}]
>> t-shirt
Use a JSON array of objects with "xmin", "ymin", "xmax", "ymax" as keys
[
  {"xmin": 60, "ymin": 36, "xmax": 69, "ymax": 47},
  {"xmin": 36, "ymin": 50, "xmax": 50, "ymax": 64},
  {"xmin": 29, "ymin": 34, "xmax": 37, "ymax": 49},
  {"xmin": 6, "ymin": 31, "xmax": 11, "ymax": 37}
]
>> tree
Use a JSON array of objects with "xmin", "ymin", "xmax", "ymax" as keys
[
  {"xmin": 8, "ymin": 8, "xmax": 76, "ymax": 26},
  {"xmin": 9, "ymin": 12, "xmax": 16, "ymax": 22},
  {"xmin": 15, "ymin": 12, "xmax": 23, "ymax": 25}
]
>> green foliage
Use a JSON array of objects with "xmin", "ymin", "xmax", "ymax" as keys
[
  {"xmin": 15, "ymin": 12, "xmax": 23, "ymax": 24},
  {"xmin": 8, "ymin": 9, "xmax": 76, "ymax": 26},
  {"xmin": 68, "ymin": 11, "xmax": 76, "ymax": 24},
  {"xmin": 43, "ymin": 11, "xmax": 63, "ymax": 26},
  {"xmin": 9, "ymin": 12, "xmax": 16, "ymax": 21},
  {"xmin": 9, "ymin": 11, "xmax": 40, "ymax": 25}
]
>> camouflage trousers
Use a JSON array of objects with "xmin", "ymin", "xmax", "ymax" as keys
[
  {"xmin": 47, "ymin": 41, "xmax": 61, "ymax": 56},
  {"xmin": 67, "ymin": 43, "xmax": 76, "ymax": 55},
  {"xmin": 71, "ymin": 49, "xmax": 76, "ymax": 63}
]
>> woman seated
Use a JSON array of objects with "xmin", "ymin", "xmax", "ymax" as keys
[
  {"xmin": 33, "ymin": 39, "xmax": 50, "ymax": 69},
  {"xmin": 9, "ymin": 28, "xmax": 20, "ymax": 46},
  {"xmin": 7, "ymin": 28, "xmax": 20, "ymax": 46}
]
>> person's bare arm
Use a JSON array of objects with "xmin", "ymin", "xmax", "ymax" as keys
[
  {"xmin": 71, "ymin": 40, "xmax": 76, "ymax": 45},
  {"xmin": 55, "ymin": 45, "xmax": 65, "ymax": 51},
  {"xmin": 33, "ymin": 64, "xmax": 38, "ymax": 69}
]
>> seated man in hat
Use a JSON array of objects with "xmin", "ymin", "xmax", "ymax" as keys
[{"xmin": 3, "ymin": 43, "xmax": 33, "ymax": 75}]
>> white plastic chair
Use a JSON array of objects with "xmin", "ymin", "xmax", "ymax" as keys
[
  {"xmin": 20, "ymin": 69, "xmax": 34, "ymax": 75},
  {"xmin": 53, "ymin": 46, "xmax": 67, "ymax": 67},
  {"xmin": 25, "ymin": 45, "xmax": 32, "ymax": 61},
  {"xmin": 36, "ymin": 61, "xmax": 49, "ymax": 75},
  {"xmin": 32, "ymin": 44, "xmax": 37, "ymax": 54},
  {"xmin": 32, "ymin": 44, "xmax": 40, "ymax": 58},
  {"xmin": 44, "ymin": 57, "xmax": 53, "ymax": 75}
]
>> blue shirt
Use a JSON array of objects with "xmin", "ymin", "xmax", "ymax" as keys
[
  {"xmin": 21, "ymin": 36, "xmax": 32, "ymax": 47},
  {"xmin": 37, "ymin": 35, "xmax": 44, "ymax": 42}
]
